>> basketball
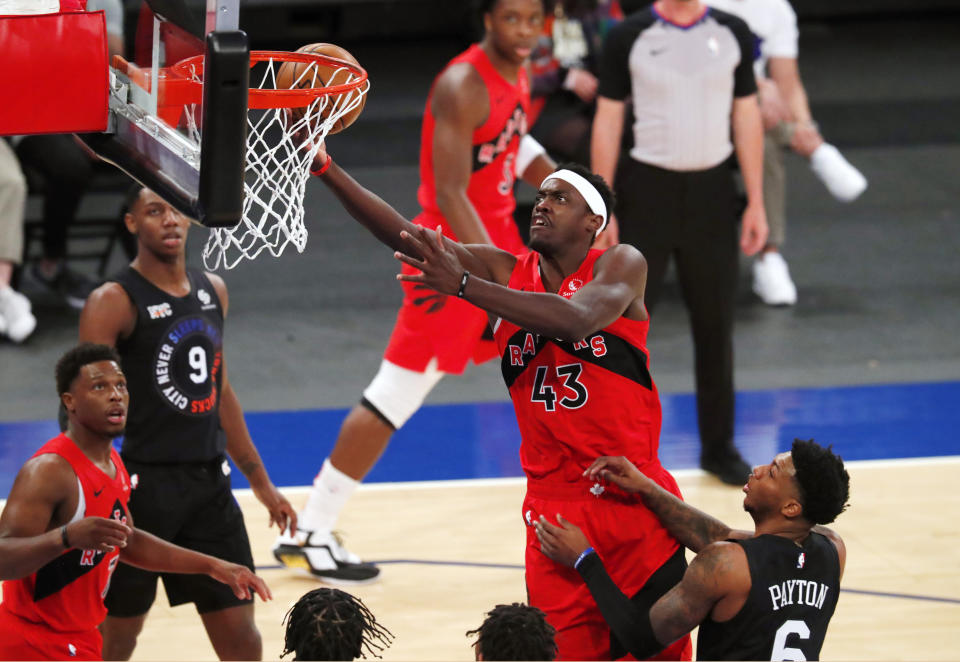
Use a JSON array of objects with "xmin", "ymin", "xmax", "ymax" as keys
[{"xmin": 276, "ymin": 43, "xmax": 367, "ymax": 135}]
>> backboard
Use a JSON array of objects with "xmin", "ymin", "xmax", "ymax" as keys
[{"xmin": 77, "ymin": 0, "xmax": 249, "ymax": 227}]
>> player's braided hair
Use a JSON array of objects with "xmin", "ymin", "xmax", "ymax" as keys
[
  {"xmin": 281, "ymin": 588, "xmax": 393, "ymax": 661},
  {"xmin": 55, "ymin": 343, "xmax": 122, "ymax": 396},
  {"xmin": 791, "ymin": 438, "xmax": 851, "ymax": 525},
  {"xmin": 466, "ymin": 603, "xmax": 558, "ymax": 661}
]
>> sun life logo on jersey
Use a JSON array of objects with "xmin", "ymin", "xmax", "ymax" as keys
[
  {"xmin": 147, "ymin": 302, "xmax": 172, "ymax": 319},
  {"xmin": 797, "ymin": 552, "xmax": 806, "ymax": 569},
  {"xmin": 564, "ymin": 279, "xmax": 584, "ymax": 297}
]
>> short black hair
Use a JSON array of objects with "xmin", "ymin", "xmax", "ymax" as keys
[
  {"xmin": 554, "ymin": 162, "xmax": 616, "ymax": 221},
  {"xmin": 791, "ymin": 439, "xmax": 850, "ymax": 525},
  {"xmin": 281, "ymin": 588, "xmax": 393, "ymax": 661},
  {"xmin": 475, "ymin": 0, "xmax": 546, "ymax": 22},
  {"xmin": 466, "ymin": 603, "xmax": 557, "ymax": 661},
  {"xmin": 55, "ymin": 343, "xmax": 122, "ymax": 397},
  {"xmin": 120, "ymin": 183, "xmax": 146, "ymax": 222}
]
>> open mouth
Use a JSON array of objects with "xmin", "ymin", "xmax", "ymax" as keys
[{"xmin": 106, "ymin": 407, "xmax": 126, "ymax": 424}]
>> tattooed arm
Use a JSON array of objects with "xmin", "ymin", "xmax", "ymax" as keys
[
  {"xmin": 584, "ymin": 456, "xmax": 752, "ymax": 552},
  {"xmin": 575, "ymin": 542, "xmax": 749, "ymax": 659}
]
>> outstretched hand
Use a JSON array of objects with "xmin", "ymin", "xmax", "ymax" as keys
[
  {"xmin": 394, "ymin": 225, "xmax": 465, "ymax": 296},
  {"xmin": 210, "ymin": 560, "xmax": 272, "ymax": 602},
  {"xmin": 583, "ymin": 455, "xmax": 651, "ymax": 494},
  {"xmin": 534, "ymin": 514, "xmax": 592, "ymax": 568},
  {"xmin": 251, "ymin": 481, "xmax": 298, "ymax": 533}
]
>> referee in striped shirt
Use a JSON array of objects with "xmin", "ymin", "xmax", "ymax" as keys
[{"xmin": 591, "ymin": 0, "xmax": 767, "ymax": 485}]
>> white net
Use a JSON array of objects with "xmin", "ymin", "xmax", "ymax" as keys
[{"xmin": 201, "ymin": 56, "xmax": 369, "ymax": 270}]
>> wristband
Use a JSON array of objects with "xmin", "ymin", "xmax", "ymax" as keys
[
  {"xmin": 456, "ymin": 271, "xmax": 470, "ymax": 298},
  {"xmin": 61, "ymin": 524, "xmax": 71, "ymax": 549},
  {"xmin": 310, "ymin": 156, "xmax": 332, "ymax": 177},
  {"xmin": 574, "ymin": 546, "xmax": 595, "ymax": 569}
]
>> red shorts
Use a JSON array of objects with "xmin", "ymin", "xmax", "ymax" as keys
[
  {"xmin": 0, "ymin": 605, "xmax": 102, "ymax": 660},
  {"xmin": 384, "ymin": 211, "xmax": 526, "ymax": 375},
  {"xmin": 523, "ymin": 477, "xmax": 692, "ymax": 661}
]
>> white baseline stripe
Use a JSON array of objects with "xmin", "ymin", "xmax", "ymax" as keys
[
  {"xmin": 3, "ymin": 457, "xmax": 957, "ymax": 507},
  {"xmin": 230, "ymin": 455, "xmax": 960, "ymax": 498}
]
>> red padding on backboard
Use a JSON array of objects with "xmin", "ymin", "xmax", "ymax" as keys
[{"xmin": 0, "ymin": 11, "xmax": 108, "ymax": 135}]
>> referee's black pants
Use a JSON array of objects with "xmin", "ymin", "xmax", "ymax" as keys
[{"xmin": 616, "ymin": 157, "xmax": 739, "ymax": 462}]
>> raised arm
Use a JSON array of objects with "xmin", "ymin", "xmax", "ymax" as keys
[
  {"xmin": 585, "ymin": 456, "xmax": 751, "ymax": 551},
  {"xmin": 396, "ymin": 232, "xmax": 646, "ymax": 341},
  {"xmin": 311, "ymin": 144, "xmax": 508, "ymax": 285}
]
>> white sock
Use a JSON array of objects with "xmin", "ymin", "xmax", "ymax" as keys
[
  {"xmin": 809, "ymin": 143, "xmax": 868, "ymax": 202},
  {"xmin": 299, "ymin": 458, "xmax": 359, "ymax": 533}
]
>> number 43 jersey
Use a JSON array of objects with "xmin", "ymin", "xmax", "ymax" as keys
[
  {"xmin": 494, "ymin": 249, "xmax": 664, "ymax": 484},
  {"xmin": 113, "ymin": 266, "xmax": 226, "ymax": 463}
]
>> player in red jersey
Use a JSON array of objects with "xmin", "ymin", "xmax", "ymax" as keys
[
  {"xmin": 275, "ymin": 0, "xmax": 559, "ymax": 583},
  {"xmin": 0, "ymin": 343, "xmax": 270, "ymax": 661},
  {"xmin": 299, "ymin": 135, "xmax": 690, "ymax": 660}
]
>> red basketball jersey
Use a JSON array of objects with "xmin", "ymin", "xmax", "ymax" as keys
[
  {"xmin": 1, "ymin": 434, "xmax": 131, "ymax": 633},
  {"xmin": 417, "ymin": 43, "xmax": 531, "ymax": 228},
  {"xmin": 494, "ymin": 250, "xmax": 665, "ymax": 483}
]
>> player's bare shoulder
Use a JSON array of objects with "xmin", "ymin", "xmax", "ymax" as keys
[
  {"xmin": 79, "ymin": 281, "xmax": 136, "ymax": 342},
  {"xmin": 205, "ymin": 272, "xmax": 229, "ymax": 315},
  {"xmin": 2, "ymin": 453, "xmax": 79, "ymax": 527},
  {"xmin": 812, "ymin": 525, "xmax": 846, "ymax": 574},
  {"xmin": 431, "ymin": 61, "xmax": 489, "ymax": 122},
  {"xmin": 693, "ymin": 539, "xmax": 749, "ymax": 581}
]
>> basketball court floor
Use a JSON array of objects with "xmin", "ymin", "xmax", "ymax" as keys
[{"xmin": 1, "ymin": 10, "xmax": 958, "ymax": 661}]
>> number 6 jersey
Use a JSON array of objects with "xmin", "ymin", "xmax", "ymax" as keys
[
  {"xmin": 494, "ymin": 249, "xmax": 664, "ymax": 483},
  {"xmin": 112, "ymin": 267, "xmax": 225, "ymax": 463}
]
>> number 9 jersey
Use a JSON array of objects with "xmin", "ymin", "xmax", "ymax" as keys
[{"xmin": 111, "ymin": 267, "xmax": 225, "ymax": 463}]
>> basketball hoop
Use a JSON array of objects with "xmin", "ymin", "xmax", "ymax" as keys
[{"xmin": 166, "ymin": 50, "xmax": 370, "ymax": 270}]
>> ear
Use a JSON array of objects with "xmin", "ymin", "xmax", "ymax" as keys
[
  {"xmin": 61, "ymin": 392, "xmax": 75, "ymax": 413},
  {"xmin": 781, "ymin": 498, "xmax": 803, "ymax": 520},
  {"xmin": 587, "ymin": 213, "xmax": 604, "ymax": 236},
  {"xmin": 123, "ymin": 212, "xmax": 137, "ymax": 235},
  {"xmin": 483, "ymin": 12, "xmax": 492, "ymax": 35}
]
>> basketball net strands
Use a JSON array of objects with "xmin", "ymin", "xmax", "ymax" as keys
[{"xmin": 0, "ymin": 0, "xmax": 369, "ymax": 270}]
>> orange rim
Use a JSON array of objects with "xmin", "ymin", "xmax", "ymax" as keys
[{"xmin": 167, "ymin": 50, "xmax": 369, "ymax": 109}]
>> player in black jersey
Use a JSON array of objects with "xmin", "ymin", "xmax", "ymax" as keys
[
  {"xmin": 78, "ymin": 187, "xmax": 297, "ymax": 661},
  {"xmin": 534, "ymin": 439, "xmax": 849, "ymax": 661}
]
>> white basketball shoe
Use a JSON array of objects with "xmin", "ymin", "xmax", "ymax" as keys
[{"xmin": 272, "ymin": 529, "xmax": 380, "ymax": 584}]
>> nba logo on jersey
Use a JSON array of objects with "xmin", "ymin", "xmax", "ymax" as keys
[
  {"xmin": 797, "ymin": 552, "xmax": 806, "ymax": 569},
  {"xmin": 67, "ymin": 643, "xmax": 77, "ymax": 657}
]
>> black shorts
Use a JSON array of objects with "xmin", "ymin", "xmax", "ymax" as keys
[{"xmin": 105, "ymin": 457, "xmax": 255, "ymax": 616}]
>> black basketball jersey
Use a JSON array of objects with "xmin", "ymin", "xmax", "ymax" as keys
[
  {"xmin": 113, "ymin": 266, "xmax": 226, "ymax": 463},
  {"xmin": 696, "ymin": 532, "xmax": 841, "ymax": 661}
]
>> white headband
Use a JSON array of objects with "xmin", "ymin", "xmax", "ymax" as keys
[{"xmin": 541, "ymin": 169, "xmax": 608, "ymax": 236}]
